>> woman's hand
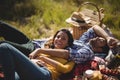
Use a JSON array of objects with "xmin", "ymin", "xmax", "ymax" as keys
[
  {"xmin": 29, "ymin": 48, "xmax": 41, "ymax": 59},
  {"xmin": 31, "ymin": 59, "xmax": 47, "ymax": 67},
  {"xmin": 36, "ymin": 60, "xmax": 47, "ymax": 67},
  {"xmin": 29, "ymin": 53, "xmax": 36, "ymax": 59}
]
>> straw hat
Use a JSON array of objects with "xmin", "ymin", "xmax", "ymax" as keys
[{"xmin": 66, "ymin": 8, "xmax": 104, "ymax": 27}]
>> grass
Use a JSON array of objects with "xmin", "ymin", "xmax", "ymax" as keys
[{"xmin": 1, "ymin": 0, "xmax": 120, "ymax": 40}]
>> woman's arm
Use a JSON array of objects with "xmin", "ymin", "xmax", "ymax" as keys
[
  {"xmin": 29, "ymin": 48, "xmax": 41, "ymax": 59},
  {"xmin": 29, "ymin": 48, "xmax": 69, "ymax": 59},
  {"xmin": 40, "ymin": 56, "xmax": 75, "ymax": 73}
]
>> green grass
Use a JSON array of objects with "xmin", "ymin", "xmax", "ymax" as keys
[
  {"xmin": 111, "ymin": 28, "xmax": 120, "ymax": 40},
  {"xmin": 1, "ymin": 0, "xmax": 120, "ymax": 40}
]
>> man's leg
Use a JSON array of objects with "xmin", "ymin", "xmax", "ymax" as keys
[
  {"xmin": 0, "ymin": 43, "xmax": 51, "ymax": 80},
  {"xmin": 0, "ymin": 41, "xmax": 34, "ymax": 56},
  {"xmin": 0, "ymin": 21, "xmax": 30, "ymax": 44}
]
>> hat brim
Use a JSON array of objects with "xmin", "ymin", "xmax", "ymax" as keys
[{"xmin": 66, "ymin": 17, "xmax": 88, "ymax": 27}]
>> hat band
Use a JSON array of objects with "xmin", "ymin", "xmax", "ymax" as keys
[{"xmin": 71, "ymin": 17, "xmax": 85, "ymax": 23}]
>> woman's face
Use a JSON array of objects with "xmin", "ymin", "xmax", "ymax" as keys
[{"xmin": 54, "ymin": 31, "xmax": 69, "ymax": 49}]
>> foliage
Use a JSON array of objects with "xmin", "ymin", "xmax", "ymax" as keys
[
  {"xmin": 0, "ymin": 0, "xmax": 120, "ymax": 39},
  {"xmin": 0, "ymin": 0, "xmax": 35, "ymax": 20}
]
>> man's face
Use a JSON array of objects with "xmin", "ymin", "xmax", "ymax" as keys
[
  {"xmin": 90, "ymin": 37, "xmax": 107, "ymax": 52},
  {"xmin": 91, "ymin": 37, "xmax": 106, "ymax": 47}
]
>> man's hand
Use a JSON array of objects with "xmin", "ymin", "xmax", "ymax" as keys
[{"xmin": 106, "ymin": 37, "xmax": 119, "ymax": 48}]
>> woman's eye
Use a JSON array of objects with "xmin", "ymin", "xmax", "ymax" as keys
[{"xmin": 56, "ymin": 36, "xmax": 66, "ymax": 40}]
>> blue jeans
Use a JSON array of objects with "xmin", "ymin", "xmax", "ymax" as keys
[{"xmin": 0, "ymin": 43, "xmax": 51, "ymax": 80}]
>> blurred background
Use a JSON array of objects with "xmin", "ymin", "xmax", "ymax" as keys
[{"xmin": 0, "ymin": 0, "xmax": 120, "ymax": 39}]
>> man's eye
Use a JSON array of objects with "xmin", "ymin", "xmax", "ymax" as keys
[
  {"xmin": 56, "ymin": 36, "xmax": 60, "ymax": 38},
  {"xmin": 61, "ymin": 37, "xmax": 66, "ymax": 40}
]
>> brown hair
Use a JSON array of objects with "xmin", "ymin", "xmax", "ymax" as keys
[{"xmin": 44, "ymin": 29, "xmax": 74, "ymax": 49}]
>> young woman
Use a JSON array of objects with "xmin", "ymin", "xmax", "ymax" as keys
[
  {"xmin": 0, "ymin": 26, "xmax": 75, "ymax": 80},
  {"xmin": 0, "ymin": 21, "xmax": 72, "ymax": 58}
]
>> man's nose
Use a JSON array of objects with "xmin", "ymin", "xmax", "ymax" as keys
[
  {"xmin": 58, "ymin": 38, "xmax": 62, "ymax": 40},
  {"xmin": 95, "ymin": 37, "xmax": 99, "ymax": 39}
]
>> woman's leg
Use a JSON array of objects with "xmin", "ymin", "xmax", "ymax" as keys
[
  {"xmin": 0, "ymin": 43, "xmax": 51, "ymax": 80},
  {"xmin": 0, "ymin": 21, "xmax": 30, "ymax": 44}
]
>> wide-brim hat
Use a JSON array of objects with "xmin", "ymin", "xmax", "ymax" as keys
[
  {"xmin": 66, "ymin": 8, "xmax": 104, "ymax": 27},
  {"xmin": 66, "ymin": 11, "xmax": 88, "ymax": 27}
]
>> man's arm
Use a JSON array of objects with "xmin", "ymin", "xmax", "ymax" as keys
[
  {"xmin": 93, "ymin": 25, "xmax": 119, "ymax": 48},
  {"xmin": 93, "ymin": 25, "xmax": 110, "ymax": 39}
]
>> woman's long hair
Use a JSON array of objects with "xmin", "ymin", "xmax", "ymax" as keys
[{"xmin": 45, "ymin": 29, "xmax": 74, "ymax": 49}]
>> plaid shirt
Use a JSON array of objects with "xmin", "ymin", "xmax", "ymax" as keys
[
  {"xmin": 32, "ymin": 39, "xmax": 47, "ymax": 48},
  {"xmin": 68, "ymin": 28, "xmax": 97, "ymax": 64}
]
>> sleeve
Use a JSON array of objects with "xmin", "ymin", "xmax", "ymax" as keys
[
  {"xmin": 32, "ymin": 39, "xmax": 47, "ymax": 48},
  {"xmin": 69, "ymin": 44, "xmax": 94, "ymax": 64},
  {"xmin": 104, "ymin": 27, "xmax": 113, "ymax": 37},
  {"xmin": 56, "ymin": 60, "xmax": 75, "ymax": 73},
  {"xmin": 78, "ymin": 27, "xmax": 97, "ymax": 44},
  {"xmin": 41, "ymin": 55, "xmax": 75, "ymax": 74}
]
